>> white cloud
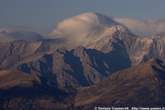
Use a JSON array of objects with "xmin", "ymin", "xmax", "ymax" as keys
[
  {"xmin": 114, "ymin": 17, "xmax": 165, "ymax": 36},
  {"xmin": 49, "ymin": 12, "xmax": 119, "ymax": 47}
]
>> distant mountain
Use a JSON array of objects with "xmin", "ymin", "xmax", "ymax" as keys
[
  {"xmin": 47, "ymin": 13, "xmax": 165, "ymax": 65},
  {"xmin": 0, "ymin": 28, "xmax": 43, "ymax": 42},
  {"xmin": 1, "ymin": 13, "xmax": 165, "ymax": 88},
  {"xmin": 49, "ymin": 12, "xmax": 130, "ymax": 48},
  {"xmin": 1, "ymin": 12, "xmax": 165, "ymax": 110},
  {"xmin": 1, "ymin": 13, "xmax": 165, "ymax": 86},
  {"xmin": 0, "ymin": 38, "xmax": 66, "ymax": 69},
  {"xmin": 17, "ymin": 47, "xmax": 130, "ymax": 90}
]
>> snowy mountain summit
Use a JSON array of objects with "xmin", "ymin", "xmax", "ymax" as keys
[{"xmin": 49, "ymin": 12, "xmax": 128, "ymax": 47}]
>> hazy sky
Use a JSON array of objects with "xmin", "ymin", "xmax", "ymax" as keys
[{"xmin": 0, "ymin": 0, "xmax": 165, "ymax": 34}]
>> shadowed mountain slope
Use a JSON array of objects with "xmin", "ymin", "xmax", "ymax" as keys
[{"xmin": 74, "ymin": 59, "xmax": 165, "ymax": 109}]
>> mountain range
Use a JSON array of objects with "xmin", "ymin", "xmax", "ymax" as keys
[{"xmin": 0, "ymin": 12, "xmax": 165, "ymax": 110}]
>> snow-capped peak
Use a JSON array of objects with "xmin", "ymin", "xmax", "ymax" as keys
[
  {"xmin": 71, "ymin": 12, "xmax": 117, "ymax": 26},
  {"xmin": 49, "ymin": 12, "xmax": 119, "ymax": 36},
  {"xmin": 49, "ymin": 12, "xmax": 129, "ymax": 48}
]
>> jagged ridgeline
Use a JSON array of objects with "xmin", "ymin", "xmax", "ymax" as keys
[{"xmin": 0, "ymin": 13, "xmax": 165, "ymax": 110}]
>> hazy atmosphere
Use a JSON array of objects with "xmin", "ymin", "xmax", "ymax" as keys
[
  {"xmin": 0, "ymin": 0, "xmax": 165, "ymax": 34},
  {"xmin": 1, "ymin": 1, "xmax": 165, "ymax": 110}
]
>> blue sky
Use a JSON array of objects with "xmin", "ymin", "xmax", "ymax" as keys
[{"xmin": 0, "ymin": 0, "xmax": 164, "ymax": 34}]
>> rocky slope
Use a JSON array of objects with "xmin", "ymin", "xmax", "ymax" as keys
[
  {"xmin": 74, "ymin": 59, "xmax": 165, "ymax": 109},
  {"xmin": 18, "ymin": 46, "xmax": 131, "ymax": 89},
  {"xmin": 1, "ymin": 12, "xmax": 165, "ymax": 109},
  {"xmin": 1, "ymin": 13, "xmax": 165, "ymax": 89},
  {"xmin": 1, "ymin": 59, "xmax": 165, "ymax": 110},
  {"xmin": 49, "ymin": 12, "xmax": 165, "ymax": 65},
  {"xmin": 0, "ymin": 69, "xmax": 74, "ymax": 110},
  {"xmin": 0, "ymin": 38, "xmax": 65, "ymax": 69},
  {"xmin": 1, "ymin": 13, "xmax": 165, "ymax": 90}
]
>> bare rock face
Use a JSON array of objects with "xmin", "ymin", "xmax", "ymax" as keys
[
  {"xmin": 17, "ymin": 46, "xmax": 131, "ymax": 90},
  {"xmin": 49, "ymin": 12, "xmax": 129, "ymax": 48},
  {"xmin": 0, "ymin": 38, "xmax": 66, "ymax": 69},
  {"xmin": 74, "ymin": 59, "xmax": 165, "ymax": 109},
  {"xmin": 2, "ymin": 13, "xmax": 165, "ymax": 110},
  {"xmin": 0, "ymin": 41, "xmax": 42, "ymax": 69}
]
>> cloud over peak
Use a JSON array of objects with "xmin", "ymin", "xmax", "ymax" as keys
[{"xmin": 115, "ymin": 17, "xmax": 165, "ymax": 36}]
